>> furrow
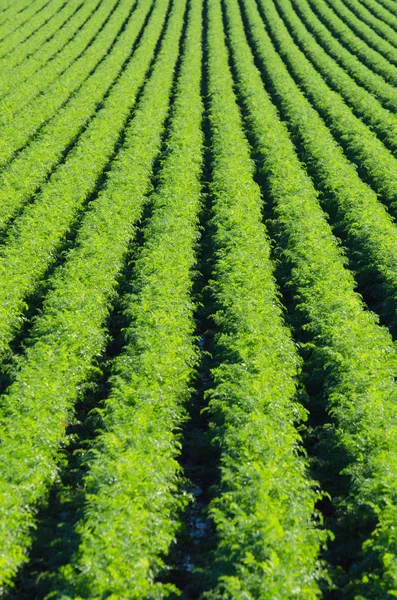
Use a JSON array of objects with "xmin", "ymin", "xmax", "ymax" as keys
[
  {"xmin": 289, "ymin": 0, "xmax": 397, "ymax": 112},
  {"xmin": 325, "ymin": 0, "xmax": 397, "ymax": 64},
  {"xmin": 192, "ymin": 0, "xmax": 327, "ymax": 595},
  {"xmin": 235, "ymin": 0, "xmax": 397, "ymax": 594},
  {"xmin": 0, "ymin": 0, "xmax": 135, "ymax": 165},
  {"xmin": 0, "ymin": 0, "xmax": 188, "ymax": 588},
  {"xmin": 0, "ymin": 0, "xmax": 118, "ymax": 115},
  {"xmin": 257, "ymin": 0, "xmax": 397, "ymax": 217},
  {"xmin": 0, "ymin": 0, "xmax": 167, "ymax": 359},
  {"xmin": 0, "ymin": 0, "xmax": 100, "ymax": 92},
  {"xmin": 0, "ymin": 0, "xmax": 151, "ymax": 231},
  {"xmin": 44, "ymin": 1, "xmax": 204, "ymax": 595},
  {"xmin": 307, "ymin": 0, "xmax": 397, "ymax": 86},
  {"xmin": 0, "ymin": 0, "xmax": 66, "ymax": 59},
  {"xmin": 340, "ymin": 0, "xmax": 397, "ymax": 49}
]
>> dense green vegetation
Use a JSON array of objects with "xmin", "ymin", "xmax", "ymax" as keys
[{"xmin": 1, "ymin": 0, "xmax": 397, "ymax": 597}]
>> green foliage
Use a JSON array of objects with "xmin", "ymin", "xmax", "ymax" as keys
[
  {"xmin": 344, "ymin": 0, "xmax": 397, "ymax": 39},
  {"xmin": 234, "ymin": 0, "xmax": 397, "ymax": 593},
  {"xmin": 275, "ymin": 0, "xmax": 397, "ymax": 144},
  {"xmin": 244, "ymin": 0, "xmax": 397, "ymax": 334},
  {"xmin": 258, "ymin": 0, "xmax": 397, "ymax": 215},
  {"xmin": 306, "ymin": 0, "xmax": 397, "ymax": 85},
  {"xmin": 0, "ymin": 0, "xmax": 147, "ymax": 230},
  {"xmin": 0, "ymin": 0, "xmax": 92, "ymax": 95},
  {"xmin": 201, "ymin": 0, "xmax": 326, "ymax": 597},
  {"xmin": 51, "ymin": 0, "xmax": 204, "ymax": 595},
  {"xmin": 331, "ymin": 0, "xmax": 397, "ymax": 53},
  {"xmin": 0, "ymin": 0, "xmax": 134, "ymax": 167},
  {"xmin": 289, "ymin": 0, "xmax": 397, "ymax": 113},
  {"xmin": 0, "ymin": 0, "xmax": 108, "ymax": 114},
  {"xmin": 1, "ymin": 0, "xmax": 397, "ymax": 595},
  {"xmin": 0, "ymin": 0, "xmax": 164, "ymax": 359},
  {"xmin": 0, "ymin": 0, "xmax": 173, "ymax": 585},
  {"xmin": 0, "ymin": 0, "xmax": 65, "ymax": 58}
]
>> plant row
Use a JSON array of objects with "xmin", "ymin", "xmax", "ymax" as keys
[
  {"xmin": 306, "ymin": 0, "xmax": 397, "ymax": 85},
  {"xmin": 49, "ymin": 2, "xmax": 204, "ymax": 596},
  {"xmin": 0, "ymin": 0, "xmax": 102, "ymax": 99},
  {"xmin": 0, "ymin": 0, "xmax": 34, "ymax": 29},
  {"xmin": 198, "ymin": 0, "xmax": 327, "ymax": 596},
  {"xmin": 275, "ymin": 0, "xmax": 397, "ymax": 148},
  {"xmin": 288, "ymin": 0, "xmax": 397, "ymax": 113},
  {"xmin": 236, "ymin": 0, "xmax": 397, "ymax": 594},
  {"xmin": 242, "ymin": 0, "xmax": 397, "ymax": 337},
  {"xmin": 324, "ymin": 0, "xmax": 397, "ymax": 65},
  {"xmin": 0, "ymin": 0, "xmax": 167, "ymax": 359},
  {"xmin": 0, "ymin": 0, "xmax": 150, "ymax": 232},
  {"xmin": 340, "ymin": 0, "xmax": 397, "ymax": 50},
  {"xmin": 0, "ymin": 0, "xmax": 133, "ymax": 167},
  {"xmin": 258, "ymin": 0, "xmax": 397, "ymax": 216},
  {"xmin": 0, "ymin": 0, "xmax": 84, "ymax": 84},
  {"xmin": 356, "ymin": 0, "xmax": 397, "ymax": 31},
  {"xmin": 0, "ymin": 0, "xmax": 62, "ymax": 57},
  {"xmin": 0, "ymin": 0, "xmax": 117, "ymax": 118},
  {"xmin": 0, "ymin": 0, "xmax": 188, "ymax": 586},
  {"xmin": 376, "ymin": 0, "xmax": 397, "ymax": 18}
]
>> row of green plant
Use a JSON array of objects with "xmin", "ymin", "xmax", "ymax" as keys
[
  {"xmin": 0, "ymin": 0, "xmax": 62, "ymax": 56},
  {"xmin": 0, "ymin": 0, "xmax": 31, "ymax": 28},
  {"xmin": 275, "ymin": 0, "xmax": 397, "ymax": 147},
  {"xmin": 242, "ymin": 0, "xmax": 397, "ymax": 340},
  {"xmin": 0, "ymin": 0, "xmax": 85, "ymax": 88},
  {"xmin": 0, "ymin": 0, "xmax": 133, "ymax": 167},
  {"xmin": 0, "ymin": 0, "xmax": 150, "ymax": 231},
  {"xmin": 0, "ymin": 0, "xmax": 189, "ymax": 586},
  {"xmin": 288, "ymin": 0, "xmax": 397, "ymax": 113},
  {"xmin": 340, "ymin": 0, "xmax": 397, "ymax": 49},
  {"xmin": 200, "ymin": 0, "xmax": 327, "ymax": 596},
  {"xmin": 51, "ymin": 2, "xmax": 204, "ymax": 596},
  {"xmin": 306, "ymin": 0, "xmax": 397, "ymax": 85},
  {"xmin": 0, "ymin": 0, "xmax": 116, "ymax": 119},
  {"xmin": 356, "ymin": 0, "xmax": 397, "ymax": 31},
  {"xmin": 236, "ymin": 0, "xmax": 397, "ymax": 594},
  {"xmin": 0, "ymin": 0, "xmax": 102, "ymax": 99},
  {"xmin": 324, "ymin": 0, "xmax": 397, "ymax": 64},
  {"xmin": 0, "ymin": 0, "xmax": 166, "ymax": 359},
  {"xmin": 258, "ymin": 0, "xmax": 397, "ymax": 215},
  {"xmin": 377, "ymin": 0, "xmax": 397, "ymax": 18}
]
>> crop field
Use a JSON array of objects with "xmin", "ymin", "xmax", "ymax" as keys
[{"xmin": 2, "ymin": 0, "xmax": 397, "ymax": 597}]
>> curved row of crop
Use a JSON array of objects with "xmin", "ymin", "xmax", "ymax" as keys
[
  {"xmin": 0, "ymin": 0, "xmax": 85, "ymax": 81},
  {"xmin": 240, "ymin": 0, "xmax": 397, "ymax": 339},
  {"xmin": 274, "ymin": 0, "xmax": 397, "ymax": 152},
  {"xmin": 0, "ymin": 0, "xmax": 168, "ymax": 360},
  {"xmin": 45, "ymin": 3, "xmax": 204, "ymax": 596},
  {"xmin": 0, "ymin": 0, "xmax": 194, "ymax": 586},
  {"xmin": 0, "ymin": 0, "xmax": 65, "ymax": 59},
  {"xmin": 0, "ymin": 0, "xmax": 151, "ymax": 233},
  {"xmin": 0, "ymin": 0, "xmax": 118, "ymax": 117},
  {"xmin": 0, "ymin": 0, "xmax": 102, "ymax": 97},
  {"xmin": 257, "ymin": 0, "xmax": 397, "ymax": 217},
  {"xmin": 235, "ymin": 0, "xmax": 397, "ymax": 594},
  {"xmin": 0, "ymin": 0, "xmax": 135, "ymax": 166},
  {"xmin": 340, "ymin": 0, "xmax": 397, "ymax": 49},
  {"xmin": 0, "ymin": 0, "xmax": 53, "ymax": 47},
  {"xmin": 306, "ymin": 0, "xmax": 397, "ymax": 85},
  {"xmin": 196, "ymin": 0, "xmax": 327, "ymax": 596},
  {"xmin": 0, "ymin": 0, "xmax": 34, "ymax": 28},
  {"xmin": 377, "ymin": 0, "xmax": 397, "ymax": 18},
  {"xmin": 288, "ymin": 0, "xmax": 397, "ymax": 112},
  {"xmin": 324, "ymin": 0, "xmax": 397, "ymax": 63},
  {"xmin": 356, "ymin": 0, "xmax": 397, "ymax": 30}
]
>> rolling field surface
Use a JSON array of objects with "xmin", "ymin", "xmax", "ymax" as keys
[{"xmin": 1, "ymin": 0, "xmax": 397, "ymax": 597}]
